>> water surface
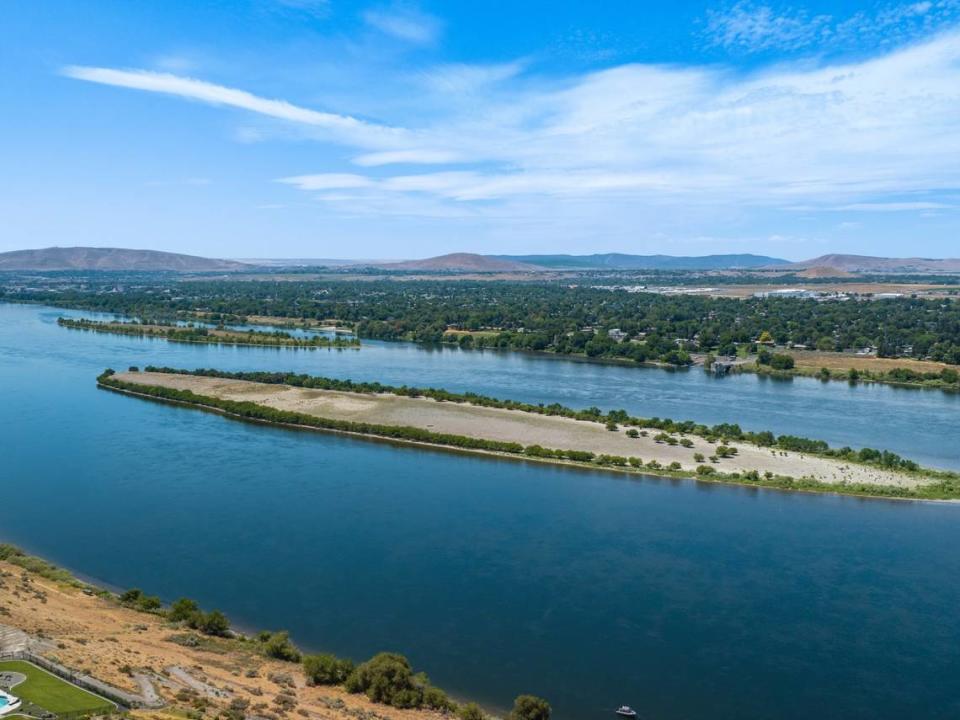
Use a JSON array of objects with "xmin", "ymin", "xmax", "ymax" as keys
[{"xmin": 2, "ymin": 303, "xmax": 959, "ymax": 720}]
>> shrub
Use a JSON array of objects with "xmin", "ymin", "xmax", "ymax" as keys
[
  {"xmin": 199, "ymin": 610, "xmax": 230, "ymax": 636},
  {"xmin": 769, "ymin": 354, "xmax": 795, "ymax": 370},
  {"xmin": 510, "ymin": 695, "xmax": 551, "ymax": 720},
  {"xmin": 261, "ymin": 631, "xmax": 301, "ymax": 662},
  {"xmin": 696, "ymin": 465, "xmax": 716, "ymax": 476},
  {"xmin": 422, "ymin": 686, "xmax": 454, "ymax": 711},
  {"xmin": 345, "ymin": 652, "xmax": 424, "ymax": 708},
  {"xmin": 693, "ymin": 452, "xmax": 705, "ymax": 462},
  {"xmin": 118, "ymin": 588, "xmax": 161, "ymax": 611},
  {"xmin": 119, "ymin": 588, "xmax": 144, "ymax": 605},
  {"xmin": 459, "ymin": 702, "xmax": 487, "ymax": 720},
  {"xmin": 169, "ymin": 598, "xmax": 201, "ymax": 624},
  {"xmin": 680, "ymin": 438, "xmax": 693, "ymax": 448},
  {"xmin": 625, "ymin": 428, "xmax": 639, "ymax": 438},
  {"xmin": 303, "ymin": 653, "xmax": 354, "ymax": 685},
  {"xmin": 605, "ymin": 421, "xmax": 619, "ymax": 431}
]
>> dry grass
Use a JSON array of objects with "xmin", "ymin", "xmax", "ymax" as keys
[
  {"xmin": 0, "ymin": 561, "xmax": 447, "ymax": 720},
  {"xmin": 786, "ymin": 350, "xmax": 950, "ymax": 374}
]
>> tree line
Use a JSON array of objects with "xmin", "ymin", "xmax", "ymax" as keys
[
  {"xmin": 7, "ymin": 277, "xmax": 957, "ymax": 365},
  {"xmin": 57, "ymin": 317, "xmax": 360, "ymax": 348}
]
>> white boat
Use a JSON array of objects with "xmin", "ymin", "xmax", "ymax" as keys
[{"xmin": 615, "ymin": 706, "xmax": 637, "ymax": 718}]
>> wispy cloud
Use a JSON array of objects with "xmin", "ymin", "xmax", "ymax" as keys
[
  {"xmin": 61, "ymin": 66, "xmax": 408, "ymax": 149},
  {"xmin": 62, "ymin": 29, "xmax": 960, "ymax": 224},
  {"xmin": 705, "ymin": 3, "xmax": 832, "ymax": 52},
  {"xmin": 279, "ymin": 173, "xmax": 374, "ymax": 190},
  {"xmin": 837, "ymin": 201, "xmax": 955, "ymax": 211},
  {"xmin": 352, "ymin": 149, "xmax": 463, "ymax": 166},
  {"xmin": 362, "ymin": 5, "xmax": 441, "ymax": 45},
  {"xmin": 704, "ymin": 1, "xmax": 960, "ymax": 53}
]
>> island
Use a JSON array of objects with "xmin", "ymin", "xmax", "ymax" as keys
[
  {"xmin": 98, "ymin": 368, "xmax": 959, "ymax": 500},
  {"xmin": 58, "ymin": 317, "xmax": 360, "ymax": 349}
]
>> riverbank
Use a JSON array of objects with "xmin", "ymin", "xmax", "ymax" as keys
[
  {"xmin": 0, "ymin": 549, "xmax": 464, "ymax": 720},
  {"xmin": 743, "ymin": 354, "xmax": 960, "ymax": 391},
  {"xmin": 58, "ymin": 317, "xmax": 360, "ymax": 349},
  {"xmin": 100, "ymin": 370, "xmax": 957, "ymax": 499}
]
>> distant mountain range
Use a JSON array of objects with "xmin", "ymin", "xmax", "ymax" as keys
[
  {"xmin": 374, "ymin": 253, "xmax": 539, "ymax": 272},
  {"xmin": 496, "ymin": 253, "xmax": 791, "ymax": 270},
  {"xmin": 5, "ymin": 247, "xmax": 960, "ymax": 274},
  {"xmin": 0, "ymin": 247, "xmax": 249, "ymax": 272}
]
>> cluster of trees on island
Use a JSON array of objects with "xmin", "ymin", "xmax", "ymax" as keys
[
  {"xmin": 57, "ymin": 317, "xmax": 359, "ymax": 349},
  {"xmin": 97, "ymin": 368, "xmax": 960, "ymax": 499}
]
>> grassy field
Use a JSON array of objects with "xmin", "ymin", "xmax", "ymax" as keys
[
  {"xmin": 0, "ymin": 661, "xmax": 114, "ymax": 714},
  {"xmin": 785, "ymin": 350, "xmax": 950, "ymax": 374}
]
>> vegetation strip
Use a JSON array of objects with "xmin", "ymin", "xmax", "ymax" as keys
[
  {"xmin": 98, "ymin": 369, "xmax": 960, "ymax": 499},
  {"xmin": 14, "ymin": 276, "xmax": 960, "ymax": 369},
  {"xmin": 57, "ymin": 317, "xmax": 360, "ymax": 349}
]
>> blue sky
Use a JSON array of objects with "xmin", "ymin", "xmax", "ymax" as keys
[{"xmin": 3, "ymin": 0, "xmax": 960, "ymax": 260}]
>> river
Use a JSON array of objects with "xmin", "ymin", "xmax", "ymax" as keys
[{"xmin": 1, "ymin": 302, "xmax": 958, "ymax": 720}]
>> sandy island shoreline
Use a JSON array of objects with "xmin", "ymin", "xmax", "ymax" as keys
[{"xmin": 107, "ymin": 372, "xmax": 936, "ymax": 494}]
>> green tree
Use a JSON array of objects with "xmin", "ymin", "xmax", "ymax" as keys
[
  {"xmin": 345, "ymin": 652, "xmax": 421, "ymax": 707},
  {"xmin": 119, "ymin": 588, "xmax": 143, "ymax": 605},
  {"xmin": 509, "ymin": 695, "xmax": 551, "ymax": 720},
  {"xmin": 303, "ymin": 653, "xmax": 354, "ymax": 685},
  {"xmin": 199, "ymin": 609, "xmax": 230, "ymax": 636},
  {"xmin": 261, "ymin": 630, "xmax": 301, "ymax": 662},
  {"xmin": 169, "ymin": 598, "xmax": 201, "ymax": 624},
  {"xmin": 459, "ymin": 702, "xmax": 487, "ymax": 720}
]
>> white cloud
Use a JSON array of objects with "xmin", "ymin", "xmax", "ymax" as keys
[
  {"xmin": 362, "ymin": 6, "xmax": 441, "ymax": 45},
  {"xmin": 352, "ymin": 149, "xmax": 463, "ymax": 166},
  {"xmin": 705, "ymin": 3, "xmax": 832, "ymax": 52},
  {"xmin": 278, "ymin": 174, "xmax": 375, "ymax": 190},
  {"xmin": 63, "ymin": 30, "xmax": 960, "ymax": 225},
  {"xmin": 705, "ymin": 0, "xmax": 960, "ymax": 53},
  {"xmin": 837, "ymin": 201, "xmax": 955, "ymax": 211},
  {"xmin": 61, "ymin": 66, "xmax": 409, "ymax": 149}
]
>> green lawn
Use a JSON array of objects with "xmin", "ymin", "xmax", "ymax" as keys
[{"xmin": 0, "ymin": 661, "xmax": 115, "ymax": 714}]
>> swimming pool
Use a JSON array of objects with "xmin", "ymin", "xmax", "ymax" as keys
[{"xmin": 0, "ymin": 690, "xmax": 22, "ymax": 716}]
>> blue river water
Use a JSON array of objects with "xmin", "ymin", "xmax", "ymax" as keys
[{"xmin": 1, "ymin": 303, "xmax": 959, "ymax": 720}]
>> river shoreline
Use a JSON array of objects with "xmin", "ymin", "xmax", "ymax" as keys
[
  {"xmin": 0, "ymin": 549, "xmax": 470, "ymax": 720},
  {"xmin": 99, "ymin": 371, "xmax": 957, "ymax": 501}
]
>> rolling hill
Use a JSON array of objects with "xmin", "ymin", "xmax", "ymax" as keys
[
  {"xmin": 788, "ymin": 254, "xmax": 960, "ymax": 273},
  {"xmin": 374, "ymin": 253, "xmax": 539, "ymax": 272},
  {"xmin": 0, "ymin": 247, "xmax": 250, "ymax": 272},
  {"xmin": 497, "ymin": 253, "xmax": 791, "ymax": 270}
]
